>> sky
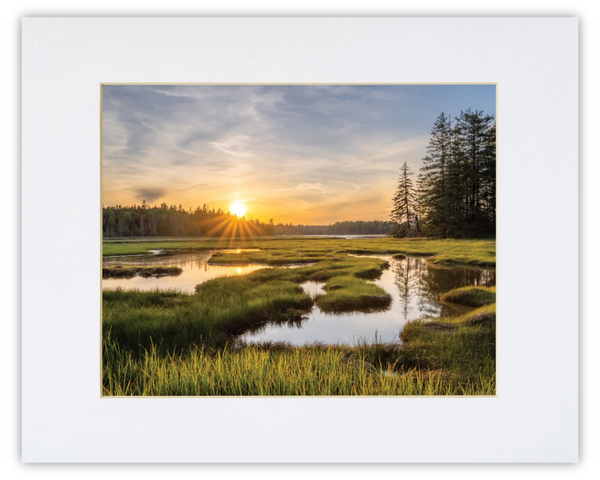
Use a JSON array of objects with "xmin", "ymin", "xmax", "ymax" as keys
[{"xmin": 102, "ymin": 84, "xmax": 496, "ymax": 224}]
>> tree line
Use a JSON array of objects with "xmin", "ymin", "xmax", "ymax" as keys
[
  {"xmin": 102, "ymin": 202, "xmax": 275, "ymax": 237},
  {"xmin": 390, "ymin": 109, "xmax": 496, "ymax": 238},
  {"xmin": 102, "ymin": 203, "xmax": 393, "ymax": 238},
  {"xmin": 273, "ymin": 220, "xmax": 394, "ymax": 236}
]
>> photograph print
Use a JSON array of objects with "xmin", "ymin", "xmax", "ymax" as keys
[{"xmin": 101, "ymin": 84, "xmax": 496, "ymax": 396}]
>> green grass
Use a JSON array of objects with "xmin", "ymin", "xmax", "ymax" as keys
[
  {"xmin": 440, "ymin": 286, "xmax": 496, "ymax": 307},
  {"xmin": 102, "ymin": 265, "xmax": 183, "ymax": 278},
  {"xmin": 103, "ymin": 237, "xmax": 495, "ymax": 267},
  {"xmin": 315, "ymin": 275, "xmax": 391, "ymax": 312},
  {"xmin": 103, "ymin": 282, "xmax": 313, "ymax": 354},
  {"xmin": 397, "ymin": 304, "xmax": 496, "ymax": 380},
  {"xmin": 102, "ymin": 333, "xmax": 495, "ymax": 396}
]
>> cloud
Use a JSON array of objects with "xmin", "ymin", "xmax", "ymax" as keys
[{"xmin": 134, "ymin": 187, "xmax": 167, "ymax": 203}]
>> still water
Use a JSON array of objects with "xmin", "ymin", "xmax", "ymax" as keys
[
  {"xmin": 103, "ymin": 251, "xmax": 495, "ymax": 345},
  {"xmin": 240, "ymin": 255, "xmax": 495, "ymax": 345},
  {"xmin": 102, "ymin": 249, "xmax": 265, "ymax": 293}
]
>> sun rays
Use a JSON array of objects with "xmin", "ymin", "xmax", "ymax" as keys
[{"xmin": 201, "ymin": 212, "xmax": 264, "ymax": 248}]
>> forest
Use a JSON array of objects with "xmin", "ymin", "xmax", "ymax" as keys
[
  {"xmin": 272, "ymin": 221, "xmax": 393, "ymax": 236},
  {"xmin": 102, "ymin": 203, "xmax": 393, "ymax": 237},
  {"xmin": 102, "ymin": 202, "xmax": 275, "ymax": 237}
]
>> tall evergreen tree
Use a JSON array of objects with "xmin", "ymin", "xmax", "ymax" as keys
[
  {"xmin": 390, "ymin": 162, "xmax": 419, "ymax": 237},
  {"xmin": 417, "ymin": 112, "xmax": 454, "ymax": 237}
]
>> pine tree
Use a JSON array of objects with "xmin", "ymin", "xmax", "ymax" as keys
[
  {"xmin": 418, "ymin": 112, "xmax": 454, "ymax": 237},
  {"xmin": 390, "ymin": 162, "xmax": 419, "ymax": 237}
]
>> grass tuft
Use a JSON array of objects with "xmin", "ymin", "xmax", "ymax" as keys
[
  {"xmin": 315, "ymin": 276, "xmax": 392, "ymax": 312},
  {"xmin": 440, "ymin": 286, "xmax": 496, "ymax": 307},
  {"xmin": 103, "ymin": 265, "xmax": 182, "ymax": 278}
]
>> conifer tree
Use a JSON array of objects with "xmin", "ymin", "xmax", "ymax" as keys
[
  {"xmin": 390, "ymin": 162, "xmax": 419, "ymax": 237},
  {"xmin": 417, "ymin": 112, "xmax": 454, "ymax": 237}
]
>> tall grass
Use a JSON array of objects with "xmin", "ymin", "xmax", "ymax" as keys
[
  {"xmin": 103, "ymin": 332, "xmax": 495, "ymax": 396},
  {"xmin": 103, "ymin": 280, "xmax": 313, "ymax": 353},
  {"xmin": 440, "ymin": 286, "xmax": 496, "ymax": 307},
  {"xmin": 398, "ymin": 304, "xmax": 496, "ymax": 378}
]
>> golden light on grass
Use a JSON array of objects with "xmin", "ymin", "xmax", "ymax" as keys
[{"xmin": 230, "ymin": 201, "xmax": 246, "ymax": 217}]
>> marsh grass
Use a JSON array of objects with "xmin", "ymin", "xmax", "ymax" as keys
[
  {"xmin": 397, "ymin": 304, "xmax": 496, "ymax": 380},
  {"xmin": 102, "ymin": 265, "xmax": 183, "ymax": 278},
  {"xmin": 103, "ymin": 237, "xmax": 495, "ymax": 267},
  {"xmin": 103, "ymin": 280, "xmax": 314, "ymax": 354},
  {"xmin": 102, "ymin": 237, "xmax": 496, "ymax": 396},
  {"xmin": 315, "ymin": 275, "xmax": 391, "ymax": 312},
  {"xmin": 440, "ymin": 286, "xmax": 496, "ymax": 307},
  {"xmin": 102, "ymin": 332, "xmax": 495, "ymax": 396}
]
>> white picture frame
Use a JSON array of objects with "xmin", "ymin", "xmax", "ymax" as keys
[{"xmin": 21, "ymin": 17, "xmax": 578, "ymax": 463}]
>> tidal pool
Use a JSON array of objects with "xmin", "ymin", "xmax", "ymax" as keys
[{"xmin": 239, "ymin": 255, "xmax": 495, "ymax": 346}]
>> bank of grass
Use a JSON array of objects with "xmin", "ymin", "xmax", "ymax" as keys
[
  {"xmin": 315, "ymin": 275, "xmax": 391, "ymax": 312},
  {"xmin": 103, "ymin": 283, "xmax": 313, "ymax": 354},
  {"xmin": 103, "ymin": 333, "xmax": 495, "ymax": 396},
  {"xmin": 102, "ymin": 265, "xmax": 183, "ymax": 278},
  {"xmin": 102, "ymin": 237, "xmax": 495, "ymax": 267},
  {"xmin": 440, "ymin": 286, "xmax": 496, "ymax": 307},
  {"xmin": 396, "ymin": 304, "xmax": 496, "ymax": 379}
]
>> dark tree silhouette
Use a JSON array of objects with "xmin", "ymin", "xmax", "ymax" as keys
[{"xmin": 389, "ymin": 162, "xmax": 419, "ymax": 237}]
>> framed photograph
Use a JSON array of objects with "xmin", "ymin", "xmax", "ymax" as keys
[
  {"xmin": 101, "ymin": 82, "xmax": 498, "ymax": 397},
  {"xmin": 22, "ymin": 17, "xmax": 578, "ymax": 462}
]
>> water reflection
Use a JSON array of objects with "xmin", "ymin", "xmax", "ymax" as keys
[
  {"xmin": 240, "ymin": 255, "xmax": 495, "ymax": 346},
  {"xmin": 102, "ymin": 249, "xmax": 266, "ymax": 293}
]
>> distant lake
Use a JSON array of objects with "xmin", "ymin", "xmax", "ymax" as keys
[{"xmin": 287, "ymin": 234, "xmax": 388, "ymax": 239}]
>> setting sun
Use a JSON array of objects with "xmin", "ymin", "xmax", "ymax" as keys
[{"xmin": 230, "ymin": 201, "xmax": 247, "ymax": 217}]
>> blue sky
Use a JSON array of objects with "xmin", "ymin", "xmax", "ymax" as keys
[{"xmin": 102, "ymin": 84, "xmax": 495, "ymax": 224}]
